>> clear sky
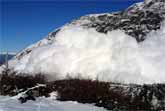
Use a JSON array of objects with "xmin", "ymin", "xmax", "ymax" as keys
[{"xmin": 1, "ymin": 0, "xmax": 143, "ymax": 53}]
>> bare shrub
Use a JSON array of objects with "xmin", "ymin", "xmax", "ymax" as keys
[
  {"xmin": 0, "ymin": 71, "xmax": 164, "ymax": 110},
  {"xmin": 0, "ymin": 72, "xmax": 46, "ymax": 96}
]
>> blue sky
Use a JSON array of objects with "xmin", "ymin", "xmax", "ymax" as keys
[{"xmin": 1, "ymin": 0, "xmax": 143, "ymax": 53}]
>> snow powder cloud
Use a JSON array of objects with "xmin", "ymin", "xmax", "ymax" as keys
[{"xmin": 12, "ymin": 21, "xmax": 165, "ymax": 84}]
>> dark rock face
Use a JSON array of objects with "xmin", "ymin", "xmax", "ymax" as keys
[{"xmin": 69, "ymin": 0, "xmax": 165, "ymax": 42}]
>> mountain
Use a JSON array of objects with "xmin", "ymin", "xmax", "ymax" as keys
[
  {"xmin": 0, "ymin": 54, "xmax": 15, "ymax": 66},
  {"xmin": 0, "ymin": 0, "xmax": 165, "ymax": 84}
]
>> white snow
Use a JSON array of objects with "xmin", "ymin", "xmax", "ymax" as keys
[
  {"xmin": 3, "ymin": 21, "xmax": 165, "ymax": 84},
  {"xmin": 49, "ymin": 91, "xmax": 58, "ymax": 100},
  {"xmin": 10, "ymin": 84, "xmax": 46, "ymax": 100},
  {"xmin": 0, "ymin": 96, "xmax": 107, "ymax": 111}
]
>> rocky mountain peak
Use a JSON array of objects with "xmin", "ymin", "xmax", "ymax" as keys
[
  {"xmin": 145, "ymin": 0, "xmax": 165, "ymax": 4},
  {"xmin": 65, "ymin": 0, "xmax": 165, "ymax": 42}
]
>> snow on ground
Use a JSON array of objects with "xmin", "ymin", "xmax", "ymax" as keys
[
  {"xmin": 0, "ymin": 96, "xmax": 108, "ymax": 111},
  {"xmin": 8, "ymin": 21, "xmax": 165, "ymax": 84}
]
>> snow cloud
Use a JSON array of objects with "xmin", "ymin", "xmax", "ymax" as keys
[{"xmin": 13, "ymin": 21, "xmax": 165, "ymax": 84}]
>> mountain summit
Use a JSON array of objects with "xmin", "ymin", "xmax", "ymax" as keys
[{"xmin": 1, "ymin": 0, "xmax": 165, "ymax": 84}]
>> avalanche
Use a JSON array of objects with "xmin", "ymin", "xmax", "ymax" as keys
[{"xmin": 7, "ymin": 21, "xmax": 165, "ymax": 84}]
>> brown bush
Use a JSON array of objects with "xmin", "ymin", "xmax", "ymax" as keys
[
  {"xmin": 0, "ymin": 71, "xmax": 164, "ymax": 110},
  {"xmin": 47, "ymin": 79, "xmax": 165, "ymax": 110},
  {"xmin": 0, "ymin": 72, "xmax": 46, "ymax": 95},
  {"xmin": 46, "ymin": 79, "xmax": 132, "ymax": 110}
]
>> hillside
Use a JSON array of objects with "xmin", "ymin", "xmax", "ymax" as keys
[{"xmin": 0, "ymin": 0, "xmax": 165, "ymax": 84}]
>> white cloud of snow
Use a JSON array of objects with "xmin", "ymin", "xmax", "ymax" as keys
[{"xmin": 12, "ymin": 21, "xmax": 165, "ymax": 84}]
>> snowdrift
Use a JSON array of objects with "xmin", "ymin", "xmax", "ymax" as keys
[{"xmin": 0, "ymin": 96, "xmax": 107, "ymax": 111}]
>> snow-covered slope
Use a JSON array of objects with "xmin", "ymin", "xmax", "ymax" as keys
[
  {"xmin": 0, "ymin": 96, "xmax": 107, "ymax": 111},
  {"xmin": 1, "ymin": 0, "xmax": 165, "ymax": 84}
]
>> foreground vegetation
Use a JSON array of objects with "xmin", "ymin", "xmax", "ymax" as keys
[{"xmin": 0, "ymin": 71, "xmax": 165, "ymax": 111}]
